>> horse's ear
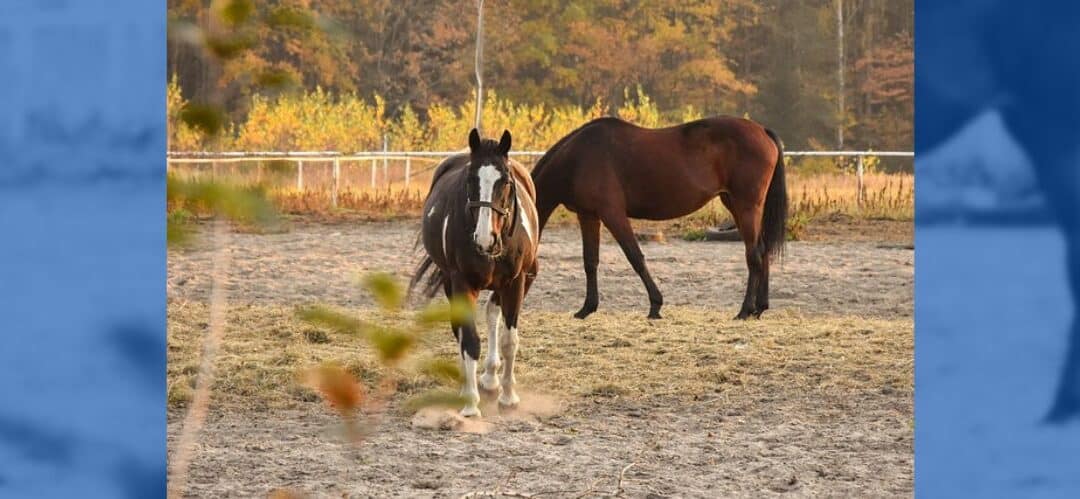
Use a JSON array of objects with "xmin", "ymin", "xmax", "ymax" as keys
[
  {"xmin": 468, "ymin": 128, "xmax": 481, "ymax": 153},
  {"xmin": 497, "ymin": 130, "xmax": 512, "ymax": 157}
]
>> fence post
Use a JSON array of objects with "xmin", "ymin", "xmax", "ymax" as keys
[
  {"xmin": 332, "ymin": 158, "xmax": 340, "ymax": 208},
  {"xmin": 404, "ymin": 156, "xmax": 412, "ymax": 187},
  {"xmin": 856, "ymin": 154, "xmax": 865, "ymax": 209},
  {"xmin": 370, "ymin": 158, "xmax": 377, "ymax": 188},
  {"xmin": 297, "ymin": 161, "xmax": 304, "ymax": 191},
  {"xmin": 382, "ymin": 135, "xmax": 389, "ymax": 186}
]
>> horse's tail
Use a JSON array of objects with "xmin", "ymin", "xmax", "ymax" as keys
[
  {"xmin": 407, "ymin": 228, "xmax": 445, "ymax": 303},
  {"xmin": 407, "ymin": 255, "xmax": 445, "ymax": 303},
  {"xmin": 761, "ymin": 128, "xmax": 788, "ymax": 260}
]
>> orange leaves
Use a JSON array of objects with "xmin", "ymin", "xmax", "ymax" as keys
[
  {"xmin": 289, "ymin": 273, "xmax": 492, "ymax": 448},
  {"xmin": 302, "ymin": 363, "xmax": 365, "ymax": 417}
]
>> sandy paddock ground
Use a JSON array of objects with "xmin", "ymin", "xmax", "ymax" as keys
[{"xmin": 167, "ymin": 220, "xmax": 913, "ymax": 497}]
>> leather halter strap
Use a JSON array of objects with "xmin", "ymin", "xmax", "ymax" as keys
[{"xmin": 466, "ymin": 199, "xmax": 509, "ymax": 216}]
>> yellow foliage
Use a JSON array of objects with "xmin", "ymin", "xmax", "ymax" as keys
[{"xmin": 169, "ymin": 85, "xmax": 700, "ymax": 153}]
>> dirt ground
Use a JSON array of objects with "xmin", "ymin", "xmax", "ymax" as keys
[{"xmin": 167, "ymin": 219, "xmax": 913, "ymax": 498}]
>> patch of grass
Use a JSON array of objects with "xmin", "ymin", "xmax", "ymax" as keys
[
  {"xmin": 167, "ymin": 302, "xmax": 912, "ymax": 412},
  {"xmin": 588, "ymin": 384, "xmax": 630, "ymax": 398},
  {"xmin": 302, "ymin": 329, "xmax": 331, "ymax": 344},
  {"xmin": 679, "ymin": 228, "xmax": 712, "ymax": 241}
]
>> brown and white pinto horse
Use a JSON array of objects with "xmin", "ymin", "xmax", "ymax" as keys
[
  {"xmin": 531, "ymin": 116, "xmax": 788, "ymax": 320},
  {"xmin": 411, "ymin": 129, "xmax": 539, "ymax": 417}
]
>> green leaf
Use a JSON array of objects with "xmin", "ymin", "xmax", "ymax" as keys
[
  {"xmin": 362, "ymin": 273, "xmax": 403, "ymax": 311},
  {"xmin": 218, "ymin": 0, "xmax": 254, "ymax": 26},
  {"xmin": 415, "ymin": 296, "xmax": 474, "ymax": 327},
  {"xmin": 167, "ymin": 217, "xmax": 193, "ymax": 247},
  {"xmin": 178, "ymin": 104, "xmax": 226, "ymax": 137},
  {"xmin": 255, "ymin": 69, "xmax": 299, "ymax": 91},
  {"xmin": 364, "ymin": 326, "xmax": 414, "ymax": 364},
  {"xmin": 417, "ymin": 357, "xmax": 462, "ymax": 385},
  {"xmin": 266, "ymin": 7, "xmax": 316, "ymax": 31},
  {"xmin": 297, "ymin": 305, "xmax": 362, "ymax": 335},
  {"xmin": 203, "ymin": 32, "xmax": 255, "ymax": 60}
]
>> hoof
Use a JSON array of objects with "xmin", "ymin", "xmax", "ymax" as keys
[
  {"xmin": 498, "ymin": 392, "xmax": 521, "ymax": 409},
  {"xmin": 478, "ymin": 383, "xmax": 501, "ymax": 399},
  {"xmin": 573, "ymin": 303, "xmax": 597, "ymax": 319},
  {"xmin": 733, "ymin": 312, "xmax": 751, "ymax": 320},
  {"xmin": 460, "ymin": 406, "xmax": 481, "ymax": 418},
  {"xmin": 647, "ymin": 311, "xmax": 662, "ymax": 320},
  {"xmin": 479, "ymin": 372, "xmax": 501, "ymax": 393}
]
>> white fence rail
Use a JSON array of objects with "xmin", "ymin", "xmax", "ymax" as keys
[{"xmin": 167, "ymin": 150, "xmax": 913, "ymax": 208}]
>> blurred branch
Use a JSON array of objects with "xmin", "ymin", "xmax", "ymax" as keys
[
  {"xmin": 167, "ymin": 220, "xmax": 230, "ymax": 496},
  {"xmin": 473, "ymin": 0, "xmax": 484, "ymax": 132}
]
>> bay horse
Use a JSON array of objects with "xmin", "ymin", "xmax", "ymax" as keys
[
  {"xmin": 920, "ymin": 1, "xmax": 1080, "ymax": 423},
  {"xmin": 410, "ymin": 129, "xmax": 540, "ymax": 417},
  {"xmin": 531, "ymin": 116, "xmax": 787, "ymax": 320}
]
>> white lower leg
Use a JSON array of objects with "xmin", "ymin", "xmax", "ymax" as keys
[
  {"xmin": 458, "ymin": 329, "xmax": 481, "ymax": 417},
  {"xmin": 479, "ymin": 298, "xmax": 502, "ymax": 391},
  {"xmin": 498, "ymin": 325, "xmax": 520, "ymax": 407}
]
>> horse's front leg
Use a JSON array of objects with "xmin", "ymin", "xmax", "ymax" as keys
[
  {"xmin": 498, "ymin": 276, "xmax": 527, "ymax": 409},
  {"xmin": 450, "ymin": 279, "xmax": 482, "ymax": 417},
  {"xmin": 1047, "ymin": 230, "xmax": 1080, "ymax": 423},
  {"xmin": 479, "ymin": 293, "xmax": 503, "ymax": 394}
]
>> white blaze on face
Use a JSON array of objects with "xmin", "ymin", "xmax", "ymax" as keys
[{"xmin": 473, "ymin": 164, "xmax": 502, "ymax": 250}]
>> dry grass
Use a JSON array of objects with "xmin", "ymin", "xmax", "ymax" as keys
[
  {"xmin": 791, "ymin": 172, "xmax": 913, "ymax": 221},
  {"xmin": 167, "ymin": 301, "xmax": 912, "ymax": 413},
  {"xmin": 169, "ymin": 167, "xmax": 913, "ymax": 237}
]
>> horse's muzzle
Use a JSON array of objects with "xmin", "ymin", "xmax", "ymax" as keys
[{"xmin": 474, "ymin": 239, "xmax": 503, "ymax": 259}]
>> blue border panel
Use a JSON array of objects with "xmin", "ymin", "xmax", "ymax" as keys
[
  {"xmin": 0, "ymin": 2, "xmax": 165, "ymax": 498},
  {"xmin": 917, "ymin": 1, "xmax": 1080, "ymax": 497}
]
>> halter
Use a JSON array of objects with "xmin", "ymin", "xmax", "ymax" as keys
[
  {"xmin": 465, "ymin": 172, "xmax": 519, "ymax": 240},
  {"xmin": 466, "ymin": 199, "xmax": 509, "ymax": 216}
]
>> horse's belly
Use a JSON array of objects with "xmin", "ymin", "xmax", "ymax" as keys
[{"xmin": 627, "ymin": 193, "xmax": 715, "ymax": 220}]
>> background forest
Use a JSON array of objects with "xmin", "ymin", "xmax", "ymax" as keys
[{"xmin": 167, "ymin": 0, "xmax": 912, "ymax": 168}]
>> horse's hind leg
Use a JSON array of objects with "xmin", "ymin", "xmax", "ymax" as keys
[
  {"xmin": 1046, "ymin": 230, "xmax": 1080, "ymax": 422},
  {"xmin": 600, "ymin": 211, "xmax": 664, "ymax": 319},
  {"xmin": 479, "ymin": 293, "xmax": 502, "ymax": 394},
  {"xmin": 574, "ymin": 213, "xmax": 601, "ymax": 319},
  {"xmin": 724, "ymin": 195, "xmax": 766, "ymax": 320}
]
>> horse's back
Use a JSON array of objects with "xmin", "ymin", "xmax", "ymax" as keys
[{"xmin": 428, "ymin": 152, "xmax": 470, "ymax": 192}]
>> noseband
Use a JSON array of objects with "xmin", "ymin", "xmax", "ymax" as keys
[
  {"xmin": 466, "ymin": 172, "xmax": 519, "ymax": 257},
  {"xmin": 466, "ymin": 199, "xmax": 510, "ymax": 216}
]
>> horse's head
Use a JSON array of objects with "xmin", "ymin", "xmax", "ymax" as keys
[{"xmin": 465, "ymin": 128, "xmax": 517, "ymax": 258}]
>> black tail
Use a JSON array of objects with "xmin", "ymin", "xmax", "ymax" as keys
[
  {"xmin": 407, "ymin": 235, "xmax": 446, "ymax": 303},
  {"xmin": 761, "ymin": 128, "xmax": 788, "ymax": 260}
]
